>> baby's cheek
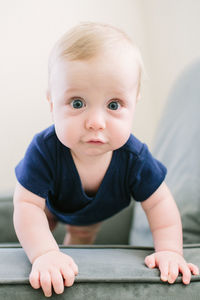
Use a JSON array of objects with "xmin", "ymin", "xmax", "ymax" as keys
[
  {"xmin": 54, "ymin": 122, "xmax": 74, "ymax": 147},
  {"xmin": 110, "ymin": 125, "xmax": 131, "ymax": 149}
]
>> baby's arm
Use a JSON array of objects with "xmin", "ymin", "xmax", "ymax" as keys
[
  {"xmin": 141, "ymin": 182, "xmax": 199, "ymax": 284},
  {"xmin": 13, "ymin": 182, "xmax": 78, "ymax": 297}
]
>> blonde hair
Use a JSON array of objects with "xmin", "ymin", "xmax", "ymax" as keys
[{"xmin": 48, "ymin": 22, "xmax": 144, "ymax": 90}]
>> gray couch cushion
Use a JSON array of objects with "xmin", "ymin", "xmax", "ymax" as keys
[
  {"xmin": 0, "ymin": 245, "xmax": 200, "ymax": 299},
  {"xmin": 130, "ymin": 59, "xmax": 200, "ymax": 246},
  {"xmin": 0, "ymin": 195, "xmax": 133, "ymax": 245},
  {"xmin": 0, "ymin": 195, "xmax": 18, "ymax": 243}
]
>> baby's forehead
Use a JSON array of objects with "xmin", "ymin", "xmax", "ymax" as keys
[
  {"xmin": 49, "ymin": 52, "xmax": 140, "ymax": 98},
  {"xmin": 52, "ymin": 43, "xmax": 141, "ymax": 76},
  {"xmin": 48, "ymin": 23, "xmax": 143, "ymax": 91}
]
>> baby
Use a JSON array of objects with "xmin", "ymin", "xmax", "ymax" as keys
[{"xmin": 13, "ymin": 22, "xmax": 199, "ymax": 297}]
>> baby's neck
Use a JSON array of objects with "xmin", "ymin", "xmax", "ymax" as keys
[
  {"xmin": 70, "ymin": 150, "xmax": 113, "ymax": 167},
  {"xmin": 70, "ymin": 150, "xmax": 113, "ymax": 195}
]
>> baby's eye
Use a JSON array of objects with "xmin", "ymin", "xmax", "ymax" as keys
[
  {"xmin": 108, "ymin": 101, "xmax": 121, "ymax": 110},
  {"xmin": 71, "ymin": 99, "xmax": 84, "ymax": 109}
]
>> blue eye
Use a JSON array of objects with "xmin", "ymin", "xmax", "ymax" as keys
[
  {"xmin": 108, "ymin": 101, "xmax": 120, "ymax": 110},
  {"xmin": 71, "ymin": 99, "xmax": 84, "ymax": 109}
]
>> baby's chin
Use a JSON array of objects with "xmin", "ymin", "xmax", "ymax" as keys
[
  {"xmin": 83, "ymin": 138, "xmax": 130, "ymax": 155},
  {"xmin": 80, "ymin": 143, "xmax": 112, "ymax": 156}
]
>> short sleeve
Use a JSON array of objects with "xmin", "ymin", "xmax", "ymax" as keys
[
  {"xmin": 15, "ymin": 133, "xmax": 55, "ymax": 199},
  {"xmin": 130, "ymin": 144, "xmax": 167, "ymax": 202}
]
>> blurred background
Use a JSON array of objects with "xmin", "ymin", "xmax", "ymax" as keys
[{"xmin": 1, "ymin": 0, "xmax": 200, "ymax": 193}]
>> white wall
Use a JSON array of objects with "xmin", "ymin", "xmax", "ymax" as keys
[
  {"xmin": 1, "ymin": 0, "xmax": 200, "ymax": 193},
  {"xmin": 0, "ymin": 0, "xmax": 143, "ymax": 192},
  {"xmin": 137, "ymin": 0, "xmax": 200, "ymax": 143}
]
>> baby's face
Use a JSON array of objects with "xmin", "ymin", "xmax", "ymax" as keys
[{"xmin": 48, "ymin": 47, "xmax": 140, "ymax": 158}]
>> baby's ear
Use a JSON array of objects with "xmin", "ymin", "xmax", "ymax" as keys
[
  {"xmin": 136, "ymin": 77, "xmax": 141, "ymax": 102},
  {"xmin": 136, "ymin": 92, "xmax": 141, "ymax": 102},
  {"xmin": 46, "ymin": 90, "xmax": 53, "ymax": 112}
]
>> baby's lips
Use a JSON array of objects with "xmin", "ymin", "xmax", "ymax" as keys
[
  {"xmin": 85, "ymin": 137, "xmax": 106, "ymax": 144},
  {"xmin": 87, "ymin": 140, "xmax": 105, "ymax": 144}
]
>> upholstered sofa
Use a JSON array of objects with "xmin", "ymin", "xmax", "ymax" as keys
[
  {"xmin": 1, "ymin": 196, "xmax": 200, "ymax": 299},
  {"xmin": 1, "ymin": 59, "xmax": 200, "ymax": 299}
]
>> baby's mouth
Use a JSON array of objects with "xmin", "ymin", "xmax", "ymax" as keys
[{"xmin": 87, "ymin": 139, "xmax": 105, "ymax": 144}]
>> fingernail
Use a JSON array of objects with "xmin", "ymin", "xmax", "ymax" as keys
[
  {"xmin": 168, "ymin": 276, "xmax": 174, "ymax": 284},
  {"xmin": 161, "ymin": 276, "xmax": 167, "ymax": 281}
]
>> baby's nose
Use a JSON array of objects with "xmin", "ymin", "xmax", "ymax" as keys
[{"xmin": 85, "ymin": 111, "xmax": 106, "ymax": 131}]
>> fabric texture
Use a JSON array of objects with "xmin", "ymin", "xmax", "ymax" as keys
[
  {"xmin": 15, "ymin": 126, "xmax": 166, "ymax": 225},
  {"xmin": 130, "ymin": 59, "xmax": 200, "ymax": 246},
  {"xmin": 0, "ymin": 196, "xmax": 18, "ymax": 243},
  {"xmin": 0, "ymin": 245, "xmax": 200, "ymax": 299}
]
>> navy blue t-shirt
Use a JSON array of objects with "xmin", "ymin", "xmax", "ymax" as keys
[{"xmin": 15, "ymin": 125, "xmax": 167, "ymax": 225}]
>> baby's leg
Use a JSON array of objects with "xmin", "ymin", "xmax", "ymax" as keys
[
  {"xmin": 44, "ymin": 206, "xmax": 58, "ymax": 231},
  {"xmin": 64, "ymin": 223, "xmax": 102, "ymax": 245}
]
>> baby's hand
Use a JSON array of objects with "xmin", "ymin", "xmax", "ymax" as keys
[
  {"xmin": 29, "ymin": 250, "xmax": 78, "ymax": 297},
  {"xmin": 145, "ymin": 251, "xmax": 199, "ymax": 285}
]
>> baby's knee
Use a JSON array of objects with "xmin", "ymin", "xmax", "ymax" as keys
[{"xmin": 66, "ymin": 223, "xmax": 101, "ymax": 239}]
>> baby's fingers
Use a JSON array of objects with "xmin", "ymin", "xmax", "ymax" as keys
[
  {"xmin": 40, "ymin": 271, "xmax": 52, "ymax": 297},
  {"xmin": 50, "ymin": 269, "xmax": 64, "ymax": 295},
  {"xmin": 145, "ymin": 254, "xmax": 156, "ymax": 269},
  {"xmin": 179, "ymin": 264, "xmax": 191, "ymax": 285},
  {"xmin": 62, "ymin": 267, "xmax": 76, "ymax": 287},
  {"xmin": 69, "ymin": 260, "xmax": 79, "ymax": 275},
  {"xmin": 158, "ymin": 260, "xmax": 169, "ymax": 282},
  {"xmin": 29, "ymin": 270, "xmax": 40, "ymax": 289},
  {"xmin": 187, "ymin": 263, "xmax": 199, "ymax": 276},
  {"xmin": 168, "ymin": 262, "xmax": 179, "ymax": 284}
]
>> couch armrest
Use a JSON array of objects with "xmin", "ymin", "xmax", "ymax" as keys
[{"xmin": 0, "ymin": 244, "xmax": 200, "ymax": 299}]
